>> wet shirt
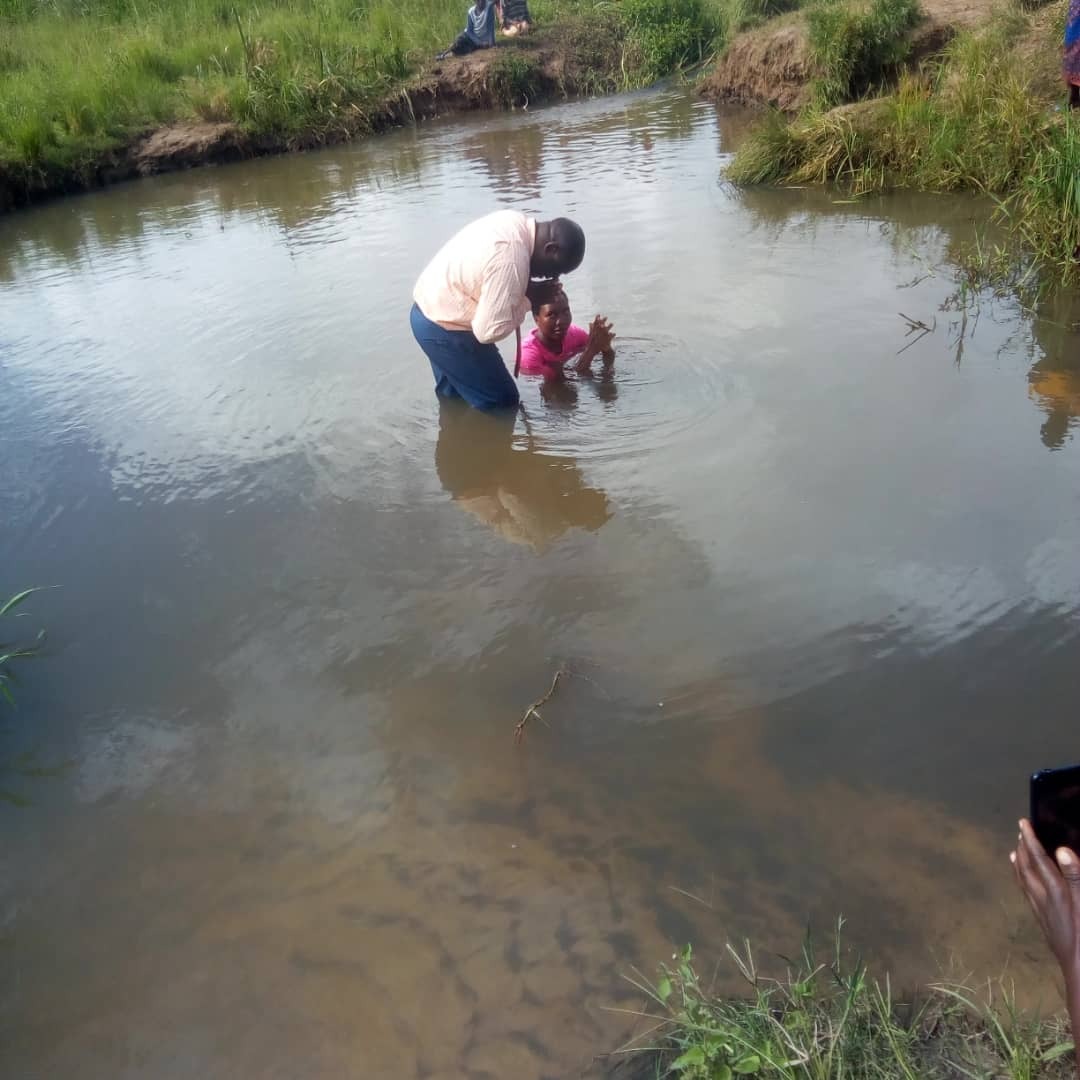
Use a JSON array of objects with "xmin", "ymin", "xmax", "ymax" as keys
[
  {"xmin": 414, "ymin": 211, "xmax": 536, "ymax": 344},
  {"xmin": 519, "ymin": 325, "xmax": 589, "ymax": 375}
]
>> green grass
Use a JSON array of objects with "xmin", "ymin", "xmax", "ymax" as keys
[
  {"xmin": 623, "ymin": 0, "xmax": 722, "ymax": 81},
  {"xmin": 727, "ymin": 1, "xmax": 1080, "ymax": 280},
  {"xmin": 620, "ymin": 926, "xmax": 1075, "ymax": 1079},
  {"xmin": 0, "ymin": 0, "xmax": 728, "ymax": 202},
  {"xmin": 0, "ymin": 0, "xmax": 460, "ymax": 191},
  {"xmin": 805, "ymin": 0, "xmax": 920, "ymax": 106}
]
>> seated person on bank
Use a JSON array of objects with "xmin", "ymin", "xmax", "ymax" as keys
[
  {"xmin": 519, "ymin": 282, "xmax": 615, "ymax": 381},
  {"xmin": 500, "ymin": 0, "xmax": 532, "ymax": 35},
  {"xmin": 437, "ymin": 0, "xmax": 496, "ymax": 59}
]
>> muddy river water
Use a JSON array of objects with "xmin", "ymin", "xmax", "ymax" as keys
[{"xmin": 3, "ymin": 87, "xmax": 1080, "ymax": 1078}]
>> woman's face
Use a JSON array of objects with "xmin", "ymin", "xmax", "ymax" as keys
[{"xmin": 535, "ymin": 293, "xmax": 572, "ymax": 347}]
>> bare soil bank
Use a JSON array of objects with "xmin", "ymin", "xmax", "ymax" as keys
[
  {"xmin": 0, "ymin": 36, "xmax": 604, "ymax": 212},
  {"xmin": 699, "ymin": 0, "xmax": 993, "ymax": 110}
]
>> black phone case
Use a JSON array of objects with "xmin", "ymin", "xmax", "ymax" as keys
[{"xmin": 1031, "ymin": 764, "xmax": 1080, "ymax": 855}]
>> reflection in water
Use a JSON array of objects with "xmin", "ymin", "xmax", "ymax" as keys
[
  {"xmin": 732, "ymin": 181, "xmax": 1080, "ymax": 453},
  {"xmin": 435, "ymin": 401, "xmax": 611, "ymax": 550},
  {"xmin": 538, "ymin": 364, "xmax": 619, "ymax": 408},
  {"xmin": 462, "ymin": 124, "xmax": 546, "ymax": 197},
  {"xmin": 1029, "ymin": 291, "xmax": 1080, "ymax": 450},
  {"xmin": 4, "ymin": 87, "xmax": 1080, "ymax": 1080}
]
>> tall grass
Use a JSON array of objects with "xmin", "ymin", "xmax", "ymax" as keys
[
  {"xmin": 622, "ymin": 926, "xmax": 1075, "ymax": 1079},
  {"xmin": 0, "ymin": 0, "xmax": 729, "ymax": 200},
  {"xmin": 0, "ymin": 0, "xmax": 459, "ymax": 186},
  {"xmin": 806, "ymin": 0, "xmax": 920, "ymax": 106},
  {"xmin": 714, "ymin": 0, "xmax": 802, "ymax": 38},
  {"xmin": 728, "ymin": 1, "xmax": 1080, "ymax": 279},
  {"xmin": 623, "ymin": 0, "xmax": 721, "ymax": 80}
]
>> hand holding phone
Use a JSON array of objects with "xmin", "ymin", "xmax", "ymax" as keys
[
  {"xmin": 1031, "ymin": 764, "xmax": 1080, "ymax": 858},
  {"xmin": 1014, "ymin": 768, "xmax": 1080, "ymax": 1064},
  {"xmin": 1013, "ymin": 820, "xmax": 1080, "ymax": 985}
]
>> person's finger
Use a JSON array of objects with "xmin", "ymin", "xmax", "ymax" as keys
[
  {"xmin": 1056, "ymin": 847, "xmax": 1080, "ymax": 897},
  {"xmin": 1020, "ymin": 818, "xmax": 1063, "ymax": 898},
  {"xmin": 1015, "ymin": 846, "xmax": 1055, "ymax": 939},
  {"xmin": 1013, "ymin": 844, "xmax": 1041, "ymax": 898},
  {"xmin": 1012, "ymin": 848, "xmax": 1033, "ymax": 902},
  {"xmin": 1021, "ymin": 821, "xmax": 1075, "ymax": 923},
  {"xmin": 1016, "ymin": 825, "xmax": 1049, "ymax": 907}
]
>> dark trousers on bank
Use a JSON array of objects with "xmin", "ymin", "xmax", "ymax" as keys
[
  {"xmin": 410, "ymin": 303, "xmax": 519, "ymax": 411},
  {"xmin": 450, "ymin": 32, "xmax": 481, "ymax": 55}
]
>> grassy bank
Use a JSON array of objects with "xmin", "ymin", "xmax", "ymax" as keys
[
  {"xmin": 727, "ymin": 0, "xmax": 1080, "ymax": 281},
  {"xmin": 0, "ymin": 0, "xmax": 733, "ymax": 206},
  {"xmin": 615, "ymin": 928, "xmax": 1074, "ymax": 1079}
]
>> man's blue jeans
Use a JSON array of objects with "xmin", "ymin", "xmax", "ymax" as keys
[{"xmin": 410, "ymin": 303, "xmax": 519, "ymax": 411}]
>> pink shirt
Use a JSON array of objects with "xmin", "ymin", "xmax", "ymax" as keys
[
  {"xmin": 413, "ymin": 211, "xmax": 536, "ymax": 344},
  {"xmin": 519, "ymin": 325, "xmax": 590, "ymax": 375}
]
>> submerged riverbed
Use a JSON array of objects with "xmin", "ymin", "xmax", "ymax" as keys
[{"xmin": 2, "ymin": 88, "xmax": 1080, "ymax": 1079}]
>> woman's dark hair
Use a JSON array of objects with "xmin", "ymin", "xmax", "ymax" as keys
[{"xmin": 529, "ymin": 280, "xmax": 564, "ymax": 315}]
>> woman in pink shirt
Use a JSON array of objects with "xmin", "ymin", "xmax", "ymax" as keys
[{"xmin": 519, "ymin": 281, "xmax": 615, "ymax": 380}]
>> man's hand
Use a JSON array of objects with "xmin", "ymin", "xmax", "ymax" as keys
[
  {"xmin": 526, "ymin": 279, "xmax": 561, "ymax": 306},
  {"xmin": 1013, "ymin": 819, "xmax": 1080, "ymax": 999}
]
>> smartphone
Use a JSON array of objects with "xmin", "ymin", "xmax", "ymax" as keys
[{"xmin": 1031, "ymin": 764, "xmax": 1080, "ymax": 856}]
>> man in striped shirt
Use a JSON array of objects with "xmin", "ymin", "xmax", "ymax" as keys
[{"xmin": 411, "ymin": 211, "xmax": 586, "ymax": 410}]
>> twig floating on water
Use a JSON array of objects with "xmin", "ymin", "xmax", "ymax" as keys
[
  {"xmin": 897, "ymin": 311, "xmax": 936, "ymax": 355},
  {"xmin": 514, "ymin": 669, "xmax": 565, "ymax": 743}
]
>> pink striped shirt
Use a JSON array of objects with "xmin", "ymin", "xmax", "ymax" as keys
[{"xmin": 413, "ymin": 211, "xmax": 536, "ymax": 344}]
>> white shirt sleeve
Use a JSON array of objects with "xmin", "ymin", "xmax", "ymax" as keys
[{"xmin": 472, "ymin": 244, "xmax": 529, "ymax": 344}]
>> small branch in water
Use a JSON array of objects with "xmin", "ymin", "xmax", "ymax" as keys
[
  {"xmin": 514, "ymin": 668, "xmax": 565, "ymax": 743},
  {"xmin": 897, "ymin": 311, "xmax": 936, "ymax": 355},
  {"xmin": 667, "ymin": 885, "xmax": 714, "ymax": 910},
  {"xmin": 898, "ymin": 272, "xmax": 932, "ymax": 289}
]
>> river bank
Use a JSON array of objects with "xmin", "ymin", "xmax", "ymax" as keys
[
  {"xmin": 699, "ymin": 0, "xmax": 991, "ymax": 111},
  {"xmin": 0, "ymin": 0, "xmax": 722, "ymax": 210},
  {"xmin": 703, "ymin": 0, "xmax": 1080, "ymax": 280},
  {"xmin": 0, "ymin": 34, "xmax": 609, "ymax": 209}
]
